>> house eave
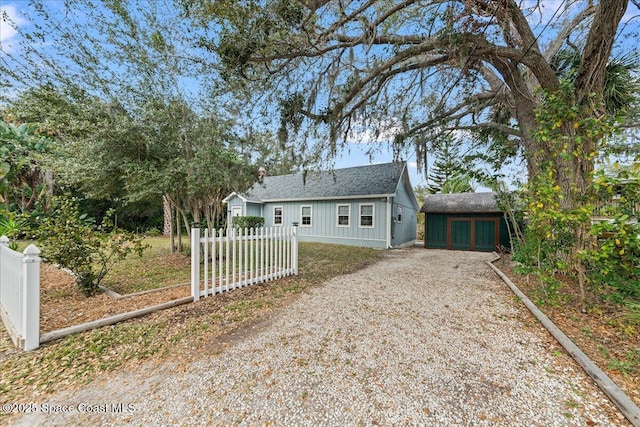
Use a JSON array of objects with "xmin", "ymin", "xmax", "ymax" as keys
[
  {"xmin": 259, "ymin": 193, "xmax": 396, "ymax": 203},
  {"xmin": 222, "ymin": 192, "xmax": 262, "ymax": 204}
]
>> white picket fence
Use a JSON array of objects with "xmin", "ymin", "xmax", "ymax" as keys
[
  {"xmin": 190, "ymin": 226, "xmax": 298, "ymax": 301},
  {"xmin": 0, "ymin": 236, "xmax": 40, "ymax": 351}
]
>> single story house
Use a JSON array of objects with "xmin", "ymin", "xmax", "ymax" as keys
[
  {"xmin": 223, "ymin": 161, "xmax": 419, "ymax": 249},
  {"xmin": 421, "ymin": 192, "xmax": 511, "ymax": 252}
]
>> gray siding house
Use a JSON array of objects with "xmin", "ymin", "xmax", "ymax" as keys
[{"xmin": 223, "ymin": 162, "xmax": 419, "ymax": 249}]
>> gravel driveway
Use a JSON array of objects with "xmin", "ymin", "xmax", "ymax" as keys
[{"xmin": 13, "ymin": 248, "xmax": 627, "ymax": 426}]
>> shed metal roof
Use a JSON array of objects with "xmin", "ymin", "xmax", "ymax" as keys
[
  {"xmin": 242, "ymin": 162, "xmax": 410, "ymax": 202},
  {"xmin": 420, "ymin": 192, "xmax": 501, "ymax": 213}
]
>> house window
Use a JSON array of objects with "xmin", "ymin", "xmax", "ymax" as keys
[
  {"xmin": 359, "ymin": 204, "xmax": 374, "ymax": 228},
  {"xmin": 337, "ymin": 204, "xmax": 350, "ymax": 227},
  {"xmin": 397, "ymin": 206, "xmax": 403, "ymax": 223},
  {"xmin": 301, "ymin": 205, "xmax": 312, "ymax": 227},
  {"xmin": 273, "ymin": 206, "xmax": 283, "ymax": 226},
  {"xmin": 231, "ymin": 206, "xmax": 242, "ymax": 217}
]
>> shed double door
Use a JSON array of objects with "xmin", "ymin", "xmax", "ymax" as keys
[{"xmin": 448, "ymin": 218, "xmax": 499, "ymax": 252}]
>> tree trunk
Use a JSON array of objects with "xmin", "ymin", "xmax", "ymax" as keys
[
  {"xmin": 176, "ymin": 205, "xmax": 182, "ymax": 253},
  {"xmin": 162, "ymin": 195, "xmax": 173, "ymax": 236},
  {"xmin": 182, "ymin": 210, "xmax": 191, "ymax": 239},
  {"xmin": 163, "ymin": 195, "xmax": 175, "ymax": 253}
]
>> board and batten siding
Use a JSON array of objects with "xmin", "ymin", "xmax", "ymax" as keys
[
  {"xmin": 225, "ymin": 197, "xmax": 244, "ymax": 217},
  {"xmin": 425, "ymin": 212, "xmax": 510, "ymax": 251},
  {"xmin": 257, "ymin": 199, "xmax": 388, "ymax": 249},
  {"xmin": 390, "ymin": 178, "xmax": 418, "ymax": 247},
  {"xmin": 245, "ymin": 203, "xmax": 262, "ymax": 217},
  {"xmin": 224, "ymin": 198, "xmax": 262, "ymax": 218}
]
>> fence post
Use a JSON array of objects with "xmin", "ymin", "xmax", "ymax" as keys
[
  {"xmin": 22, "ymin": 244, "xmax": 40, "ymax": 351},
  {"xmin": 0, "ymin": 236, "xmax": 8, "ymax": 279},
  {"xmin": 191, "ymin": 223, "xmax": 200, "ymax": 302},
  {"xmin": 292, "ymin": 224, "xmax": 299, "ymax": 275}
]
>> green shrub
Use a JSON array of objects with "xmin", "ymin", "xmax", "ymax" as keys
[
  {"xmin": 583, "ymin": 171, "xmax": 640, "ymax": 302},
  {"xmin": 35, "ymin": 197, "xmax": 148, "ymax": 296},
  {"xmin": 231, "ymin": 215, "xmax": 265, "ymax": 229},
  {"xmin": 144, "ymin": 227, "xmax": 162, "ymax": 237},
  {"xmin": 0, "ymin": 214, "xmax": 24, "ymax": 238},
  {"xmin": 586, "ymin": 220, "xmax": 640, "ymax": 301}
]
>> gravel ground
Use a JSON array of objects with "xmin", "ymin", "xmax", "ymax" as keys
[{"xmin": 11, "ymin": 249, "xmax": 628, "ymax": 426}]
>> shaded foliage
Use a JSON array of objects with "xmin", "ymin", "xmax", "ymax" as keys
[{"xmin": 35, "ymin": 197, "xmax": 148, "ymax": 296}]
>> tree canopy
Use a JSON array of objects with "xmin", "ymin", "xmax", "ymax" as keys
[
  {"xmin": 196, "ymin": 0, "xmax": 637, "ymax": 181},
  {"xmin": 0, "ymin": 0, "xmax": 293, "ymax": 230},
  {"xmin": 0, "ymin": 119, "xmax": 53, "ymax": 213},
  {"xmin": 426, "ymin": 135, "xmax": 469, "ymax": 194}
]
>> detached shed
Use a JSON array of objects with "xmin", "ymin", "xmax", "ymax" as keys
[{"xmin": 421, "ymin": 192, "xmax": 510, "ymax": 252}]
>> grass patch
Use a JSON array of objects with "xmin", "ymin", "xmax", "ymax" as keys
[
  {"xmin": 101, "ymin": 237, "xmax": 191, "ymax": 294},
  {"xmin": 298, "ymin": 242, "xmax": 380, "ymax": 284},
  {"xmin": 605, "ymin": 349, "xmax": 640, "ymax": 377},
  {"xmin": 103, "ymin": 238, "xmax": 381, "ymax": 295}
]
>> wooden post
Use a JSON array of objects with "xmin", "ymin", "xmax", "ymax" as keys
[
  {"xmin": 190, "ymin": 223, "xmax": 200, "ymax": 302},
  {"xmin": 21, "ymin": 244, "xmax": 40, "ymax": 351}
]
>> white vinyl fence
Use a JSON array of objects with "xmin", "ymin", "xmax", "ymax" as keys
[
  {"xmin": 190, "ymin": 225, "xmax": 298, "ymax": 301},
  {"xmin": 0, "ymin": 236, "xmax": 40, "ymax": 351}
]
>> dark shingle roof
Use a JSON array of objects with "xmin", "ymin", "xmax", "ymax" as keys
[
  {"xmin": 420, "ymin": 192, "xmax": 500, "ymax": 213},
  {"xmin": 243, "ymin": 162, "xmax": 408, "ymax": 202}
]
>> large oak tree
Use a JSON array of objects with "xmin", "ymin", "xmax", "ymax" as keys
[
  {"xmin": 190, "ymin": 0, "xmax": 638, "ymax": 286},
  {"xmin": 196, "ymin": 0, "xmax": 636, "ymax": 204}
]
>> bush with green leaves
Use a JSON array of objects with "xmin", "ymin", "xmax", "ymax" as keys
[
  {"xmin": 512, "ymin": 82, "xmax": 619, "ymax": 305},
  {"xmin": 583, "ymin": 170, "xmax": 640, "ymax": 302},
  {"xmin": 511, "ymin": 165, "xmax": 593, "ymax": 305},
  {"xmin": 35, "ymin": 197, "xmax": 148, "ymax": 296},
  {"xmin": 231, "ymin": 216, "xmax": 265, "ymax": 230}
]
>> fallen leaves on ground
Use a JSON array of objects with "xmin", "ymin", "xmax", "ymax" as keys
[{"xmin": 495, "ymin": 256, "xmax": 640, "ymax": 409}]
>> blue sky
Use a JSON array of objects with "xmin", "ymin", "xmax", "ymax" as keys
[{"xmin": 1, "ymin": 1, "xmax": 638, "ymax": 192}]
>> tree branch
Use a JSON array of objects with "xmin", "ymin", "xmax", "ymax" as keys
[{"xmin": 575, "ymin": 0, "xmax": 629, "ymax": 109}]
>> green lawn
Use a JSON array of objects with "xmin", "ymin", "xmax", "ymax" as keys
[
  {"xmin": 105, "ymin": 238, "xmax": 383, "ymax": 296},
  {"xmin": 101, "ymin": 237, "xmax": 192, "ymax": 294}
]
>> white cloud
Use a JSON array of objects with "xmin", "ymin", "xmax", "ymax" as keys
[{"xmin": 1, "ymin": 4, "xmax": 27, "ymax": 52}]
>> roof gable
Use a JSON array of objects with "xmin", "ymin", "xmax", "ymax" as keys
[{"xmin": 243, "ymin": 162, "xmax": 409, "ymax": 202}]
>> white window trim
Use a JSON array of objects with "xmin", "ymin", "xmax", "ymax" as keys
[
  {"xmin": 359, "ymin": 203, "xmax": 375, "ymax": 228},
  {"xmin": 397, "ymin": 205, "xmax": 403, "ymax": 223},
  {"xmin": 300, "ymin": 205, "xmax": 312, "ymax": 227},
  {"xmin": 336, "ymin": 204, "xmax": 350, "ymax": 227},
  {"xmin": 231, "ymin": 206, "xmax": 242, "ymax": 217},
  {"xmin": 273, "ymin": 206, "xmax": 283, "ymax": 226}
]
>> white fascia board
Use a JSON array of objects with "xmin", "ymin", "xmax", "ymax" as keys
[
  {"xmin": 222, "ymin": 192, "xmax": 241, "ymax": 203},
  {"xmin": 259, "ymin": 194, "xmax": 395, "ymax": 203},
  {"xmin": 222, "ymin": 192, "xmax": 263, "ymax": 204},
  {"xmin": 386, "ymin": 196, "xmax": 392, "ymax": 248}
]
